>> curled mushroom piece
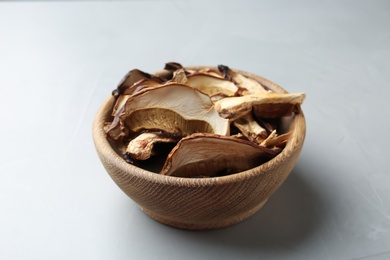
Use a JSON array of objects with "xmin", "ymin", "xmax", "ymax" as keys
[
  {"xmin": 120, "ymin": 83, "xmax": 230, "ymax": 136},
  {"xmin": 214, "ymin": 92, "xmax": 306, "ymax": 120},
  {"xmin": 160, "ymin": 133, "xmax": 279, "ymax": 178},
  {"xmin": 218, "ymin": 65, "xmax": 267, "ymax": 94},
  {"xmin": 260, "ymin": 130, "xmax": 292, "ymax": 148},
  {"xmin": 233, "ymin": 113, "xmax": 268, "ymax": 144},
  {"xmin": 164, "ymin": 62, "xmax": 184, "ymax": 71},
  {"xmin": 125, "ymin": 132, "xmax": 181, "ymax": 161},
  {"xmin": 112, "ymin": 69, "xmax": 156, "ymax": 98},
  {"xmin": 170, "ymin": 68, "xmax": 188, "ymax": 84}
]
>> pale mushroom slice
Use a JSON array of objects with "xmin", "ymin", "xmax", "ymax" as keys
[
  {"xmin": 260, "ymin": 130, "xmax": 292, "ymax": 148},
  {"xmin": 233, "ymin": 113, "xmax": 268, "ymax": 144},
  {"xmin": 112, "ymin": 78, "xmax": 164, "ymax": 117},
  {"xmin": 120, "ymin": 83, "xmax": 230, "ymax": 136},
  {"xmin": 170, "ymin": 68, "xmax": 188, "ymax": 84},
  {"xmin": 185, "ymin": 73, "xmax": 239, "ymax": 97},
  {"xmin": 125, "ymin": 132, "xmax": 180, "ymax": 160},
  {"xmin": 160, "ymin": 133, "xmax": 279, "ymax": 178},
  {"xmin": 214, "ymin": 92, "xmax": 306, "ymax": 120},
  {"xmin": 197, "ymin": 68, "xmax": 224, "ymax": 78},
  {"xmin": 218, "ymin": 65, "xmax": 267, "ymax": 94}
]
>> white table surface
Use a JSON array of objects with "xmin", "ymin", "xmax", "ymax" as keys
[{"xmin": 1, "ymin": 1, "xmax": 389, "ymax": 259}]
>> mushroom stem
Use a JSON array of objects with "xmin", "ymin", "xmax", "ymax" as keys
[
  {"xmin": 126, "ymin": 132, "xmax": 180, "ymax": 160},
  {"xmin": 233, "ymin": 113, "xmax": 268, "ymax": 144},
  {"xmin": 260, "ymin": 130, "xmax": 292, "ymax": 148}
]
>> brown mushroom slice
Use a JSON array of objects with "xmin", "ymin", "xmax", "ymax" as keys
[
  {"xmin": 233, "ymin": 113, "xmax": 268, "ymax": 144},
  {"xmin": 105, "ymin": 106, "xmax": 125, "ymax": 141},
  {"xmin": 120, "ymin": 83, "xmax": 230, "ymax": 136},
  {"xmin": 164, "ymin": 62, "xmax": 184, "ymax": 71},
  {"xmin": 160, "ymin": 133, "xmax": 279, "ymax": 178},
  {"xmin": 164, "ymin": 62, "xmax": 197, "ymax": 76},
  {"xmin": 214, "ymin": 92, "xmax": 306, "ymax": 120},
  {"xmin": 218, "ymin": 65, "xmax": 267, "ymax": 94},
  {"xmin": 185, "ymin": 73, "xmax": 239, "ymax": 97},
  {"xmin": 112, "ymin": 69, "xmax": 156, "ymax": 98},
  {"xmin": 125, "ymin": 132, "xmax": 180, "ymax": 160}
]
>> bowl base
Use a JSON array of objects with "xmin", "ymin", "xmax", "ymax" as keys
[{"xmin": 138, "ymin": 199, "xmax": 268, "ymax": 230}]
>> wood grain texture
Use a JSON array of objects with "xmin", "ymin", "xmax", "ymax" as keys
[{"xmin": 92, "ymin": 67, "xmax": 306, "ymax": 230}]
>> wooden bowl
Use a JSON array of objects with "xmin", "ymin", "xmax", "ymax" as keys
[{"xmin": 92, "ymin": 67, "xmax": 306, "ymax": 230}]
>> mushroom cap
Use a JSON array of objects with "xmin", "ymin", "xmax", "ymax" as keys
[{"xmin": 120, "ymin": 83, "xmax": 230, "ymax": 136}]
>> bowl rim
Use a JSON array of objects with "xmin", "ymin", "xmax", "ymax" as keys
[{"xmin": 92, "ymin": 66, "xmax": 306, "ymax": 187}]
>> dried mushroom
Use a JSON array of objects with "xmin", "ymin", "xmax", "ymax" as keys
[
  {"xmin": 160, "ymin": 133, "xmax": 279, "ymax": 178},
  {"xmin": 119, "ymin": 83, "xmax": 230, "ymax": 136},
  {"xmin": 104, "ymin": 63, "xmax": 305, "ymax": 177},
  {"xmin": 233, "ymin": 113, "xmax": 268, "ymax": 144},
  {"xmin": 185, "ymin": 73, "xmax": 239, "ymax": 97},
  {"xmin": 218, "ymin": 65, "xmax": 267, "ymax": 94},
  {"xmin": 112, "ymin": 69, "xmax": 156, "ymax": 98},
  {"xmin": 214, "ymin": 92, "xmax": 306, "ymax": 120},
  {"xmin": 126, "ymin": 132, "xmax": 181, "ymax": 160}
]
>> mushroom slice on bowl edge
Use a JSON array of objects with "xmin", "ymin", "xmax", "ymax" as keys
[
  {"xmin": 104, "ymin": 62, "xmax": 306, "ymax": 177},
  {"xmin": 160, "ymin": 133, "xmax": 280, "ymax": 178}
]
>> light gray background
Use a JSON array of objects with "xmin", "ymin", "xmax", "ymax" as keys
[{"xmin": 1, "ymin": 0, "xmax": 389, "ymax": 259}]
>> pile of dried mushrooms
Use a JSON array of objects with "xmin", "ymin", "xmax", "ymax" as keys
[{"xmin": 104, "ymin": 63, "xmax": 305, "ymax": 178}]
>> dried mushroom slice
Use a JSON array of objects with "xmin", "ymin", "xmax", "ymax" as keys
[
  {"xmin": 233, "ymin": 113, "xmax": 268, "ymax": 144},
  {"xmin": 260, "ymin": 130, "xmax": 292, "ymax": 148},
  {"xmin": 185, "ymin": 73, "xmax": 239, "ymax": 97},
  {"xmin": 112, "ymin": 69, "xmax": 155, "ymax": 98},
  {"xmin": 120, "ymin": 83, "xmax": 230, "ymax": 136},
  {"xmin": 164, "ymin": 62, "xmax": 184, "ymax": 71},
  {"xmin": 196, "ymin": 68, "xmax": 224, "ymax": 78},
  {"xmin": 112, "ymin": 78, "xmax": 163, "ymax": 117},
  {"xmin": 214, "ymin": 92, "xmax": 306, "ymax": 120},
  {"xmin": 105, "ymin": 106, "xmax": 125, "ymax": 141},
  {"xmin": 218, "ymin": 65, "xmax": 267, "ymax": 94},
  {"xmin": 170, "ymin": 68, "xmax": 188, "ymax": 84},
  {"xmin": 125, "ymin": 132, "xmax": 180, "ymax": 160},
  {"xmin": 160, "ymin": 133, "xmax": 279, "ymax": 178}
]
